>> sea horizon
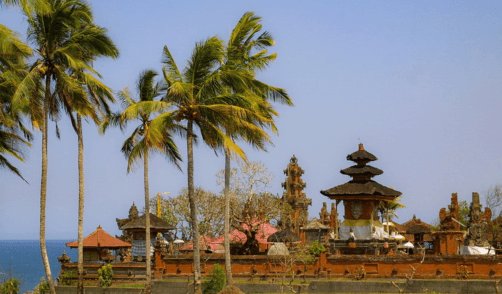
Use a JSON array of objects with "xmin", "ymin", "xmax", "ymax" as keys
[{"xmin": 0, "ymin": 239, "xmax": 78, "ymax": 293}]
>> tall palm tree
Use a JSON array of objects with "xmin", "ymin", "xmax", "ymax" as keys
[
  {"xmin": 162, "ymin": 37, "xmax": 270, "ymax": 293},
  {"xmin": 64, "ymin": 25, "xmax": 119, "ymax": 294},
  {"xmin": 379, "ymin": 196, "xmax": 405, "ymax": 233},
  {"xmin": 0, "ymin": 24, "xmax": 33, "ymax": 181},
  {"xmin": 10, "ymin": 1, "xmax": 111, "ymax": 292},
  {"xmin": 221, "ymin": 12, "xmax": 293, "ymax": 284},
  {"xmin": 102, "ymin": 69, "xmax": 181, "ymax": 294}
]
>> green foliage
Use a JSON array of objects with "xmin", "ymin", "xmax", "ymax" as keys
[
  {"xmin": 308, "ymin": 241, "xmax": 326, "ymax": 256},
  {"xmin": 59, "ymin": 270, "xmax": 76, "ymax": 286},
  {"xmin": 1, "ymin": 277, "xmax": 20, "ymax": 294},
  {"xmin": 98, "ymin": 264, "xmax": 113, "ymax": 290},
  {"xmin": 354, "ymin": 266, "xmax": 366, "ymax": 280},
  {"xmin": 458, "ymin": 200, "xmax": 470, "ymax": 230},
  {"xmin": 35, "ymin": 278, "xmax": 50, "ymax": 294},
  {"xmin": 202, "ymin": 264, "xmax": 226, "ymax": 294}
]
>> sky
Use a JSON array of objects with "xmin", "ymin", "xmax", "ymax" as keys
[{"xmin": 1, "ymin": 0, "xmax": 502, "ymax": 240}]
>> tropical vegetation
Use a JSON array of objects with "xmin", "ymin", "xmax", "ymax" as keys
[{"xmin": 1, "ymin": 4, "xmax": 290, "ymax": 293}]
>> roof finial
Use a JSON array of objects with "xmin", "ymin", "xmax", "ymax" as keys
[{"xmin": 358, "ymin": 143, "xmax": 364, "ymax": 151}]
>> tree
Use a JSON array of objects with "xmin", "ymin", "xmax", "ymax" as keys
[
  {"xmin": 69, "ymin": 27, "xmax": 118, "ymax": 294},
  {"xmin": 220, "ymin": 11, "xmax": 293, "ymax": 284},
  {"xmin": 102, "ymin": 69, "xmax": 181, "ymax": 294},
  {"xmin": 486, "ymin": 185, "xmax": 502, "ymax": 220},
  {"xmin": 379, "ymin": 196, "xmax": 405, "ymax": 233},
  {"xmin": 162, "ymin": 36, "xmax": 268, "ymax": 293},
  {"xmin": 0, "ymin": 24, "xmax": 33, "ymax": 182},
  {"xmin": 217, "ymin": 161, "xmax": 285, "ymax": 255},
  {"xmin": 157, "ymin": 187, "xmax": 225, "ymax": 240},
  {"xmin": 10, "ymin": 1, "xmax": 113, "ymax": 292}
]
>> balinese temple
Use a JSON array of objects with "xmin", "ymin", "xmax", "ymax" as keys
[
  {"xmin": 116, "ymin": 203, "xmax": 175, "ymax": 260},
  {"xmin": 321, "ymin": 143, "xmax": 401, "ymax": 240},
  {"xmin": 281, "ymin": 155, "xmax": 312, "ymax": 234},
  {"xmin": 66, "ymin": 226, "xmax": 131, "ymax": 262}
]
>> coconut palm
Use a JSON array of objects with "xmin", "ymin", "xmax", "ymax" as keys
[
  {"xmin": 162, "ymin": 36, "xmax": 272, "ymax": 293},
  {"xmin": 220, "ymin": 12, "xmax": 293, "ymax": 284},
  {"xmin": 379, "ymin": 196, "xmax": 405, "ymax": 233},
  {"xmin": 102, "ymin": 69, "xmax": 181, "ymax": 294},
  {"xmin": 0, "ymin": 24, "xmax": 33, "ymax": 181},
  {"xmin": 64, "ymin": 26, "xmax": 118, "ymax": 294},
  {"xmin": 9, "ymin": 1, "xmax": 114, "ymax": 292}
]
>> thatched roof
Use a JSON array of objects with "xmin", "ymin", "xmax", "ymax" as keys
[
  {"xmin": 301, "ymin": 221, "xmax": 331, "ymax": 231},
  {"xmin": 406, "ymin": 225, "xmax": 431, "ymax": 234},
  {"xmin": 321, "ymin": 181, "xmax": 401, "ymax": 199},
  {"xmin": 267, "ymin": 229, "xmax": 300, "ymax": 243},
  {"xmin": 117, "ymin": 213, "xmax": 175, "ymax": 231},
  {"xmin": 346, "ymin": 144, "xmax": 377, "ymax": 162},
  {"xmin": 340, "ymin": 165, "xmax": 383, "ymax": 176}
]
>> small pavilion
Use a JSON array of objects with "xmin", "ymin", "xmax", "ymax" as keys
[
  {"xmin": 66, "ymin": 226, "xmax": 131, "ymax": 262},
  {"xmin": 321, "ymin": 143, "xmax": 402, "ymax": 240}
]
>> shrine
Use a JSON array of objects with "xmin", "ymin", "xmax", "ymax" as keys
[{"xmin": 321, "ymin": 144, "xmax": 401, "ymax": 237}]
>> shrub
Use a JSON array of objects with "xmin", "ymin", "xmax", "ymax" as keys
[
  {"xmin": 35, "ymin": 278, "xmax": 50, "ymax": 294},
  {"xmin": 98, "ymin": 264, "xmax": 113, "ymax": 290},
  {"xmin": 1, "ymin": 277, "xmax": 20, "ymax": 294},
  {"xmin": 59, "ymin": 270, "xmax": 77, "ymax": 286},
  {"xmin": 202, "ymin": 264, "xmax": 226, "ymax": 294},
  {"xmin": 308, "ymin": 241, "xmax": 326, "ymax": 256}
]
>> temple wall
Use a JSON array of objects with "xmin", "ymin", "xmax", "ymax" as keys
[{"xmin": 153, "ymin": 251, "xmax": 502, "ymax": 280}]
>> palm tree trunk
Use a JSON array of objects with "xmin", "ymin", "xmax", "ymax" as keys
[
  {"xmin": 144, "ymin": 148, "xmax": 152, "ymax": 294},
  {"xmin": 187, "ymin": 120, "xmax": 201, "ymax": 293},
  {"xmin": 224, "ymin": 149, "xmax": 233, "ymax": 285},
  {"xmin": 77, "ymin": 115, "xmax": 85, "ymax": 294},
  {"xmin": 41, "ymin": 74, "xmax": 55, "ymax": 294}
]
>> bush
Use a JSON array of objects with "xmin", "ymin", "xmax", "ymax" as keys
[
  {"xmin": 308, "ymin": 241, "xmax": 326, "ymax": 256},
  {"xmin": 59, "ymin": 270, "xmax": 76, "ymax": 286},
  {"xmin": 98, "ymin": 264, "xmax": 113, "ymax": 290},
  {"xmin": 35, "ymin": 278, "xmax": 50, "ymax": 294},
  {"xmin": 1, "ymin": 277, "xmax": 20, "ymax": 294},
  {"xmin": 202, "ymin": 264, "xmax": 226, "ymax": 294}
]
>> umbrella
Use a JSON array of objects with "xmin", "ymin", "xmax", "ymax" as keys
[
  {"xmin": 393, "ymin": 234, "xmax": 406, "ymax": 240},
  {"xmin": 173, "ymin": 239, "xmax": 185, "ymax": 244},
  {"xmin": 403, "ymin": 241, "xmax": 414, "ymax": 248}
]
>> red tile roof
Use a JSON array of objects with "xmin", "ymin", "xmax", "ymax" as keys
[{"xmin": 66, "ymin": 226, "xmax": 131, "ymax": 248}]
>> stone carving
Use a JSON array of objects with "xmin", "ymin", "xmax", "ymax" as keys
[
  {"xmin": 320, "ymin": 202, "xmax": 329, "ymax": 223},
  {"xmin": 465, "ymin": 192, "xmax": 492, "ymax": 247},
  {"xmin": 330, "ymin": 203, "xmax": 338, "ymax": 230},
  {"xmin": 281, "ymin": 155, "xmax": 312, "ymax": 234},
  {"xmin": 439, "ymin": 193, "xmax": 460, "ymax": 231},
  {"xmin": 351, "ymin": 201, "xmax": 363, "ymax": 220}
]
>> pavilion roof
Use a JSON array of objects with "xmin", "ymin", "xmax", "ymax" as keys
[
  {"xmin": 320, "ymin": 181, "xmax": 401, "ymax": 199},
  {"xmin": 66, "ymin": 226, "xmax": 131, "ymax": 248},
  {"xmin": 117, "ymin": 213, "xmax": 175, "ymax": 231},
  {"xmin": 346, "ymin": 144, "xmax": 377, "ymax": 162},
  {"xmin": 340, "ymin": 165, "xmax": 383, "ymax": 176}
]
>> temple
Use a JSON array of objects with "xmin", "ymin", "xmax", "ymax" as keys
[
  {"xmin": 58, "ymin": 143, "xmax": 502, "ymax": 286},
  {"xmin": 321, "ymin": 143, "xmax": 401, "ymax": 240}
]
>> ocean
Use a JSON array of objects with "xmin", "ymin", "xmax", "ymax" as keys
[{"xmin": 0, "ymin": 240, "xmax": 77, "ymax": 293}]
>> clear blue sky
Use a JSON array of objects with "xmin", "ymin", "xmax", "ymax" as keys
[{"xmin": 1, "ymin": 0, "xmax": 501, "ymax": 239}]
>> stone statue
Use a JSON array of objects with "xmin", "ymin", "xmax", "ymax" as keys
[{"xmin": 465, "ymin": 192, "xmax": 492, "ymax": 247}]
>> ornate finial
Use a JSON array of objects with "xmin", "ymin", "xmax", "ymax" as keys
[
  {"xmin": 290, "ymin": 155, "xmax": 298, "ymax": 163},
  {"xmin": 413, "ymin": 214, "xmax": 416, "ymax": 220},
  {"xmin": 129, "ymin": 202, "xmax": 139, "ymax": 219},
  {"xmin": 358, "ymin": 143, "xmax": 364, "ymax": 151}
]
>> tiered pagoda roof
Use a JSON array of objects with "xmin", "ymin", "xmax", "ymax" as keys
[
  {"xmin": 320, "ymin": 143, "xmax": 401, "ymax": 201},
  {"xmin": 116, "ymin": 203, "xmax": 176, "ymax": 231}
]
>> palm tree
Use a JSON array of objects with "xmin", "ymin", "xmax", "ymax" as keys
[
  {"xmin": 379, "ymin": 196, "xmax": 405, "ymax": 234},
  {"xmin": 10, "ymin": 1, "xmax": 112, "ymax": 292},
  {"xmin": 221, "ymin": 12, "xmax": 293, "ymax": 284},
  {"xmin": 66, "ymin": 26, "xmax": 118, "ymax": 294},
  {"xmin": 162, "ymin": 37, "xmax": 270, "ymax": 293},
  {"xmin": 0, "ymin": 24, "xmax": 33, "ymax": 181},
  {"xmin": 102, "ymin": 69, "xmax": 181, "ymax": 294}
]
